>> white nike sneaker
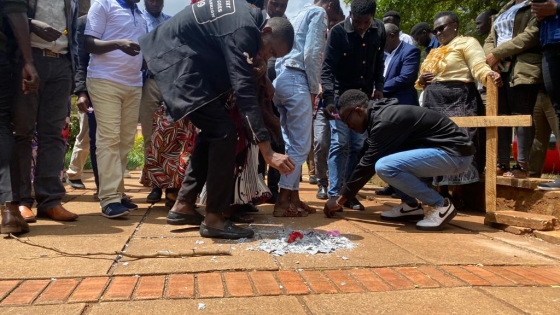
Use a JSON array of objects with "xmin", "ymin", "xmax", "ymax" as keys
[
  {"xmin": 416, "ymin": 198, "xmax": 457, "ymax": 231},
  {"xmin": 380, "ymin": 202, "xmax": 424, "ymax": 221}
]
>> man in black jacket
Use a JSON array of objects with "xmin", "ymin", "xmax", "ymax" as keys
[
  {"xmin": 139, "ymin": 0, "xmax": 295, "ymax": 239},
  {"xmin": 323, "ymin": 90, "xmax": 475, "ymax": 231},
  {"xmin": 321, "ymin": 0, "xmax": 385, "ymax": 211}
]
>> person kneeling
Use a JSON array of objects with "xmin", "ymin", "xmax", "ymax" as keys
[{"xmin": 323, "ymin": 89, "xmax": 475, "ymax": 231}]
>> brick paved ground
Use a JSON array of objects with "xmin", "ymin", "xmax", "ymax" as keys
[{"xmin": 1, "ymin": 172, "xmax": 559, "ymax": 314}]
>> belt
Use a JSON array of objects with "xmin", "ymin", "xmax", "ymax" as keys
[{"xmin": 32, "ymin": 47, "xmax": 63, "ymax": 58}]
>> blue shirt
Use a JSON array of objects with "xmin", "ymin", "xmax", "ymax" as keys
[
  {"xmin": 425, "ymin": 35, "xmax": 440, "ymax": 56},
  {"xmin": 540, "ymin": 0, "xmax": 560, "ymax": 47},
  {"xmin": 142, "ymin": 9, "xmax": 172, "ymax": 32},
  {"xmin": 275, "ymin": 4, "xmax": 328, "ymax": 95}
]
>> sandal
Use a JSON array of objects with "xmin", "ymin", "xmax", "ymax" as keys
[
  {"xmin": 273, "ymin": 203, "xmax": 309, "ymax": 217},
  {"xmin": 496, "ymin": 163, "xmax": 509, "ymax": 176},
  {"xmin": 503, "ymin": 164, "xmax": 528, "ymax": 179}
]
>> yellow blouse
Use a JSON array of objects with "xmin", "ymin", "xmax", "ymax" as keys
[{"xmin": 415, "ymin": 36, "xmax": 493, "ymax": 90}]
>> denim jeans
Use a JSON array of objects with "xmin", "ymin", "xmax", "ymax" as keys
[
  {"xmin": 273, "ymin": 68, "xmax": 312, "ymax": 190},
  {"xmin": 11, "ymin": 53, "xmax": 72, "ymax": 212},
  {"xmin": 327, "ymin": 117, "xmax": 367, "ymax": 197},
  {"xmin": 0, "ymin": 53, "xmax": 13, "ymax": 204},
  {"xmin": 313, "ymin": 110, "xmax": 330, "ymax": 187},
  {"xmin": 375, "ymin": 148, "xmax": 473, "ymax": 207}
]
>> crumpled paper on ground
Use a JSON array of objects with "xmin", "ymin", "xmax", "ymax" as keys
[{"xmin": 247, "ymin": 230, "xmax": 356, "ymax": 256}]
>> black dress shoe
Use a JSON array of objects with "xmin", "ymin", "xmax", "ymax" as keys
[
  {"xmin": 67, "ymin": 179, "xmax": 86, "ymax": 189},
  {"xmin": 309, "ymin": 176, "xmax": 318, "ymax": 185},
  {"xmin": 316, "ymin": 186, "xmax": 328, "ymax": 200},
  {"xmin": 375, "ymin": 186, "xmax": 394, "ymax": 196},
  {"xmin": 167, "ymin": 210, "xmax": 204, "ymax": 225},
  {"xmin": 146, "ymin": 187, "xmax": 163, "ymax": 203},
  {"xmin": 344, "ymin": 198, "xmax": 365, "ymax": 210},
  {"xmin": 199, "ymin": 220, "xmax": 255, "ymax": 239}
]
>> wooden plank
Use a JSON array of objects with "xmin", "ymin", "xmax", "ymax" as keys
[
  {"xmin": 485, "ymin": 81, "xmax": 498, "ymax": 212},
  {"xmin": 451, "ymin": 115, "xmax": 532, "ymax": 128}
]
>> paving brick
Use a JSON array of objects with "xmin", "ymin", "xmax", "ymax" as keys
[
  {"xmin": 349, "ymin": 269, "xmax": 391, "ymax": 292},
  {"xmin": 197, "ymin": 273, "xmax": 224, "ymax": 298},
  {"xmin": 1, "ymin": 280, "xmax": 49, "ymax": 305},
  {"xmin": 35, "ymin": 279, "xmax": 79, "ymax": 305},
  {"xmin": 224, "ymin": 272, "xmax": 254, "ymax": 297},
  {"xmin": 416, "ymin": 266, "xmax": 467, "ymax": 287},
  {"xmin": 534, "ymin": 267, "xmax": 560, "ymax": 284},
  {"xmin": 395, "ymin": 267, "xmax": 440, "ymax": 288},
  {"xmin": 440, "ymin": 266, "xmax": 491, "ymax": 286},
  {"xmin": 485, "ymin": 211, "xmax": 556, "ymax": 231},
  {"xmin": 300, "ymin": 271, "xmax": 337, "ymax": 294},
  {"xmin": 249, "ymin": 271, "xmax": 282, "ymax": 296},
  {"xmin": 166, "ymin": 274, "xmax": 194, "ymax": 299},
  {"xmin": 0, "ymin": 281, "xmax": 20, "ymax": 301},
  {"xmin": 373, "ymin": 268, "xmax": 415, "ymax": 290},
  {"xmin": 462, "ymin": 266, "xmax": 516, "ymax": 286},
  {"xmin": 502, "ymin": 266, "xmax": 558, "ymax": 286},
  {"xmin": 324, "ymin": 270, "xmax": 364, "ymax": 293},
  {"xmin": 276, "ymin": 271, "xmax": 309, "ymax": 295},
  {"xmin": 102, "ymin": 276, "xmax": 138, "ymax": 301},
  {"xmin": 482, "ymin": 266, "xmax": 537, "ymax": 286},
  {"xmin": 67, "ymin": 277, "xmax": 109, "ymax": 303},
  {"xmin": 134, "ymin": 276, "xmax": 165, "ymax": 300}
]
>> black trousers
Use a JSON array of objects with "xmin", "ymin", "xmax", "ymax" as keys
[
  {"xmin": 543, "ymin": 44, "xmax": 560, "ymax": 120},
  {"xmin": 177, "ymin": 99, "xmax": 237, "ymax": 214},
  {"xmin": 0, "ymin": 52, "xmax": 14, "ymax": 204}
]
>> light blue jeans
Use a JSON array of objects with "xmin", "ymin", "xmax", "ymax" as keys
[
  {"xmin": 327, "ymin": 115, "xmax": 367, "ymax": 197},
  {"xmin": 273, "ymin": 68, "xmax": 312, "ymax": 190},
  {"xmin": 375, "ymin": 148, "xmax": 473, "ymax": 207}
]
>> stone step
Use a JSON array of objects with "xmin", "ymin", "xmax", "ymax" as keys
[
  {"xmin": 533, "ymin": 230, "xmax": 560, "ymax": 245},
  {"xmin": 485, "ymin": 211, "xmax": 557, "ymax": 231},
  {"xmin": 496, "ymin": 176, "xmax": 552, "ymax": 190}
]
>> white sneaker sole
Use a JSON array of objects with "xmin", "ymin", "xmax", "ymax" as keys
[
  {"xmin": 101, "ymin": 211, "xmax": 130, "ymax": 219},
  {"xmin": 416, "ymin": 208, "xmax": 457, "ymax": 231},
  {"xmin": 538, "ymin": 186, "xmax": 560, "ymax": 191}
]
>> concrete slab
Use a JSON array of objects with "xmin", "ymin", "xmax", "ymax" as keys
[
  {"xmin": 480, "ymin": 230, "xmax": 560, "ymax": 261},
  {"xmin": 450, "ymin": 212, "xmax": 501, "ymax": 232},
  {"xmin": 0, "ymin": 303, "xmax": 86, "ymax": 314},
  {"xmin": 481, "ymin": 287, "xmax": 560, "ymax": 314},
  {"xmin": 273, "ymin": 232, "xmax": 425, "ymax": 270},
  {"xmin": 302, "ymin": 287, "xmax": 522, "ymax": 315},
  {"xmin": 19, "ymin": 215, "xmax": 141, "ymax": 237},
  {"xmin": 112, "ymin": 236, "xmax": 279, "ymax": 275},
  {"xmin": 0, "ymin": 236, "xmax": 125, "ymax": 279},
  {"xmin": 376, "ymin": 232, "xmax": 557, "ymax": 265},
  {"xmin": 251, "ymin": 214, "xmax": 363, "ymax": 235},
  {"xmin": 88, "ymin": 296, "xmax": 306, "ymax": 315}
]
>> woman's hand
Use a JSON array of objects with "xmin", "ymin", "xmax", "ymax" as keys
[
  {"xmin": 418, "ymin": 72, "xmax": 435, "ymax": 86},
  {"xmin": 487, "ymin": 71, "xmax": 503, "ymax": 87}
]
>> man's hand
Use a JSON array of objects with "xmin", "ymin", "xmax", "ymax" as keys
[
  {"xmin": 487, "ymin": 71, "xmax": 503, "ymax": 87},
  {"xmin": 21, "ymin": 62, "xmax": 39, "ymax": 94},
  {"xmin": 117, "ymin": 40, "xmax": 141, "ymax": 56},
  {"xmin": 531, "ymin": 0, "xmax": 558, "ymax": 21},
  {"xmin": 418, "ymin": 72, "xmax": 435, "ymax": 86},
  {"xmin": 323, "ymin": 103, "xmax": 338, "ymax": 120},
  {"xmin": 76, "ymin": 92, "xmax": 90, "ymax": 113},
  {"xmin": 258, "ymin": 141, "xmax": 295, "ymax": 174},
  {"xmin": 323, "ymin": 197, "xmax": 343, "ymax": 218},
  {"xmin": 372, "ymin": 90, "xmax": 383, "ymax": 100},
  {"xmin": 30, "ymin": 20, "xmax": 62, "ymax": 42},
  {"xmin": 485, "ymin": 53, "xmax": 500, "ymax": 68}
]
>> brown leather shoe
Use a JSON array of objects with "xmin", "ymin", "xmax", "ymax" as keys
[
  {"xmin": 40, "ymin": 205, "xmax": 78, "ymax": 221},
  {"xmin": 18, "ymin": 205, "xmax": 36, "ymax": 223},
  {"xmin": 1, "ymin": 204, "xmax": 20, "ymax": 234}
]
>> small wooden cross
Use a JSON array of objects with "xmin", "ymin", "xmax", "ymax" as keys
[{"xmin": 450, "ymin": 81, "xmax": 532, "ymax": 213}]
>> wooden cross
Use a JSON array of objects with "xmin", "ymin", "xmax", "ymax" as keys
[{"xmin": 449, "ymin": 81, "xmax": 532, "ymax": 213}]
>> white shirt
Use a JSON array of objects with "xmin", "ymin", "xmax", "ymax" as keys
[
  {"xmin": 85, "ymin": 0, "xmax": 147, "ymax": 87},
  {"xmin": 31, "ymin": 0, "xmax": 69, "ymax": 54},
  {"xmin": 383, "ymin": 42, "xmax": 402, "ymax": 78},
  {"xmin": 399, "ymin": 31, "xmax": 414, "ymax": 45}
]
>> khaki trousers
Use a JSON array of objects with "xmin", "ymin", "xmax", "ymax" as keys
[
  {"xmin": 86, "ymin": 78, "xmax": 142, "ymax": 207},
  {"xmin": 139, "ymin": 77, "xmax": 162, "ymax": 160},
  {"xmin": 66, "ymin": 110, "xmax": 90, "ymax": 180}
]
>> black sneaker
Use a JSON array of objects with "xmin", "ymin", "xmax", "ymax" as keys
[
  {"xmin": 121, "ymin": 199, "xmax": 138, "ymax": 211},
  {"xmin": 146, "ymin": 187, "xmax": 163, "ymax": 203},
  {"xmin": 102, "ymin": 203, "xmax": 130, "ymax": 218},
  {"xmin": 309, "ymin": 176, "xmax": 318, "ymax": 185},
  {"xmin": 199, "ymin": 220, "xmax": 254, "ymax": 239},
  {"xmin": 316, "ymin": 186, "xmax": 328, "ymax": 200},
  {"xmin": 67, "ymin": 178, "xmax": 86, "ymax": 189},
  {"xmin": 538, "ymin": 179, "xmax": 560, "ymax": 191},
  {"xmin": 344, "ymin": 198, "xmax": 365, "ymax": 210}
]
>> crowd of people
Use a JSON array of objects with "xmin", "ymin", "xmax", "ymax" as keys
[{"xmin": 1, "ymin": 0, "xmax": 560, "ymax": 240}]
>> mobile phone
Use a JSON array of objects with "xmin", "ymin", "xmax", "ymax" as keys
[{"xmin": 501, "ymin": 60, "xmax": 511, "ymax": 73}]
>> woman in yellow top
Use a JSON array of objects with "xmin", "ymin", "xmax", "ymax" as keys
[{"xmin": 416, "ymin": 11, "xmax": 502, "ymax": 207}]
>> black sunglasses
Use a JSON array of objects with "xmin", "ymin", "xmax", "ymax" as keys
[{"xmin": 432, "ymin": 22, "xmax": 455, "ymax": 35}]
